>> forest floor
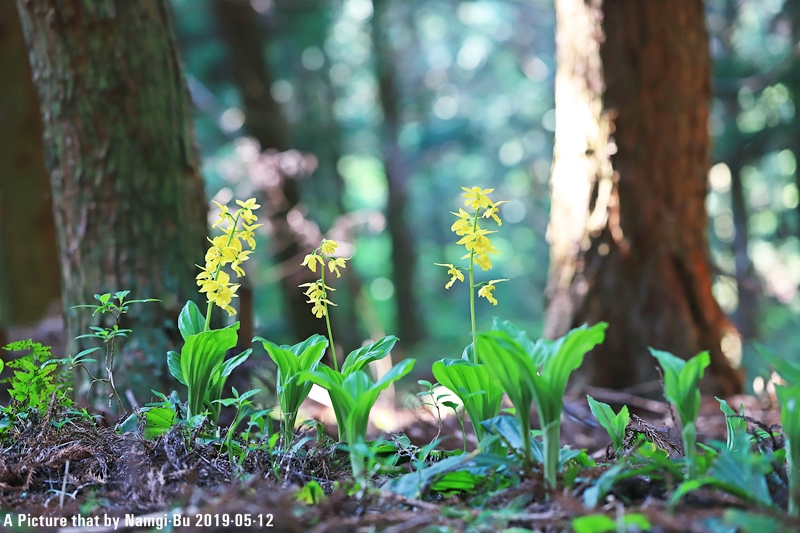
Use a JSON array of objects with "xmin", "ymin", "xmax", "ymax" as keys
[{"xmin": 0, "ymin": 390, "xmax": 795, "ymax": 533}]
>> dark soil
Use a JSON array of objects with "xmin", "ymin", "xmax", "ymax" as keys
[{"xmin": 0, "ymin": 390, "xmax": 797, "ymax": 533}]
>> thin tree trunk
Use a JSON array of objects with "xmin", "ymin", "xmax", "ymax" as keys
[
  {"xmin": 0, "ymin": 2, "xmax": 60, "ymax": 332},
  {"xmin": 718, "ymin": 1, "xmax": 758, "ymax": 344},
  {"xmin": 16, "ymin": 0, "xmax": 209, "ymax": 408},
  {"xmin": 547, "ymin": 0, "xmax": 742, "ymax": 395},
  {"xmin": 372, "ymin": 0, "xmax": 423, "ymax": 347},
  {"xmin": 729, "ymin": 156, "xmax": 758, "ymax": 341}
]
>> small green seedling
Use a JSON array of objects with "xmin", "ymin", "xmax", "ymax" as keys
[
  {"xmin": 214, "ymin": 387, "xmax": 262, "ymax": 469},
  {"xmin": 649, "ymin": 348, "xmax": 709, "ymax": 480},
  {"xmin": 1, "ymin": 340, "xmax": 66, "ymax": 416},
  {"xmin": 587, "ymin": 395, "xmax": 629, "ymax": 457},
  {"xmin": 776, "ymin": 385, "xmax": 800, "ymax": 516},
  {"xmin": 478, "ymin": 321, "xmax": 607, "ymax": 488},
  {"xmin": 72, "ymin": 291, "xmax": 160, "ymax": 412},
  {"xmin": 254, "ymin": 334, "xmax": 328, "ymax": 450},
  {"xmin": 716, "ymin": 397, "xmax": 747, "ymax": 451}
]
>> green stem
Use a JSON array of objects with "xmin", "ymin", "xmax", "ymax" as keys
[
  {"xmin": 682, "ymin": 422, "xmax": 697, "ymax": 480},
  {"xmin": 788, "ymin": 443, "xmax": 798, "ymax": 516},
  {"xmin": 204, "ymin": 301, "xmax": 214, "ymax": 332},
  {"xmin": 321, "ymin": 267, "xmax": 338, "ymax": 372},
  {"xmin": 469, "ymin": 211, "xmax": 480, "ymax": 364},
  {"xmin": 519, "ymin": 415, "xmax": 534, "ymax": 477},
  {"xmin": 459, "ymin": 414, "xmax": 467, "ymax": 452},
  {"xmin": 543, "ymin": 420, "xmax": 560, "ymax": 490},
  {"xmin": 350, "ymin": 436, "xmax": 367, "ymax": 487},
  {"xmin": 283, "ymin": 412, "xmax": 297, "ymax": 452},
  {"xmin": 469, "ymin": 254, "xmax": 477, "ymax": 364}
]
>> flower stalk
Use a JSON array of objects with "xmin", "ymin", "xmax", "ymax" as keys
[
  {"xmin": 299, "ymin": 239, "xmax": 350, "ymax": 372},
  {"xmin": 436, "ymin": 187, "xmax": 508, "ymax": 363}
]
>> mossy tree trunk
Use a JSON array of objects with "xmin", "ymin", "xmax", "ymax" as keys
[
  {"xmin": 547, "ymin": 0, "xmax": 742, "ymax": 395},
  {"xmin": 0, "ymin": 1, "xmax": 60, "ymax": 335},
  {"xmin": 16, "ymin": 0, "xmax": 209, "ymax": 408}
]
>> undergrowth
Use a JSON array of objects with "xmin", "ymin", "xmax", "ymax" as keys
[{"xmin": 1, "ymin": 191, "xmax": 799, "ymax": 533}]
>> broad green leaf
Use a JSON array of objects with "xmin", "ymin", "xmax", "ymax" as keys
[
  {"xmin": 587, "ymin": 395, "xmax": 629, "ymax": 453},
  {"xmin": 716, "ymin": 397, "xmax": 747, "ymax": 451},
  {"xmin": 478, "ymin": 330, "xmax": 540, "ymax": 473},
  {"xmin": 491, "ymin": 317, "xmax": 537, "ymax": 357},
  {"xmin": 181, "ymin": 327, "xmax": 238, "ymax": 418},
  {"xmin": 341, "ymin": 335, "xmax": 398, "ymax": 376},
  {"xmin": 143, "ymin": 407, "xmax": 176, "ymax": 440},
  {"xmin": 650, "ymin": 348, "xmax": 709, "ymax": 425},
  {"xmin": 461, "ymin": 342, "xmax": 475, "ymax": 363},
  {"xmin": 257, "ymin": 336, "xmax": 327, "ymax": 425},
  {"xmin": 286, "ymin": 334, "xmax": 328, "ymax": 356},
  {"xmin": 301, "ymin": 359, "xmax": 415, "ymax": 444},
  {"xmin": 219, "ymin": 348, "xmax": 252, "ymax": 378},
  {"xmin": 481, "ymin": 415, "xmax": 527, "ymax": 452},
  {"xmin": 776, "ymin": 385, "xmax": 800, "ymax": 516},
  {"xmin": 167, "ymin": 350, "xmax": 185, "ymax": 385},
  {"xmin": 429, "ymin": 470, "xmax": 482, "ymax": 494},
  {"xmin": 477, "ymin": 331, "xmax": 537, "ymax": 423},
  {"xmin": 297, "ymin": 480, "xmax": 326, "ymax": 505},
  {"xmin": 178, "ymin": 300, "xmax": 205, "ymax": 341},
  {"xmin": 383, "ymin": 452, "xmax": 512, "ymax": 499},
  {"xmin": 754, "ymin": 342, "xmax": 800, "ymax": 385},
  {"xmin": 722, "ymin": 509, "xmax": 782, "ymax": 533},
  {"xmin": 207, "ymin": 348, "xmax": 254, "ymax": 419},
  {"xmin": 117, "ymin": 413, "xmax": 138, "ymax": 434},
  {"xmin": 479, "ymin": 324, "xmax": 606, "ymax": 488},
  {"xmin": 432, "ymin": 358, "xmax": 501, "ymax": 442},
  {"xmin": 709, "ymin": 433, "xmax": 773, "ymax": 507},
  {"xmin": 572, "ymin": 514, "xmax": 615, "ymax": 533}
]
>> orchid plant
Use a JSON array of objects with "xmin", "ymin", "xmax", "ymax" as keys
[
  {"xmin": 430, "ymin": 187, "xmax": 507, "ymax": 448},
  {"xmin": 167, "ymin": 198, "xmax": 259, "ymax": 422},
  {"xmin": 435, "ymin": 186, "xmax": 508, "ymax": 364}
]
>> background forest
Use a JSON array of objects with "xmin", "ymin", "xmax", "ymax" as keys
[{"xmin": 2, "ymin": 0, "xmax": 800, "ymax": 405}]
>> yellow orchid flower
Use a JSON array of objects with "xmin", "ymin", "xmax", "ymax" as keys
[
  {"xmin": 301, "ymin": 252, "xmax": 324, "ymax": 273},
  {"xmin": 435, "ymin": 263, "xmax": 464, "ymax": 289},
  {"xmin": 236, "ymin": 198, "xmax": 261, "ymax": 211},
  {"xmin": 462, "ymin": 186, "xmax": 494, "ymax": 210},
  {"xmin": 450, "ymin": 209, "xmax": 473, "ymax": 235},
  {"xmin": 239, "ymin": 223, "xmax": 263, "ymax": 249},
  {"xmin": 328, "ymin": 257, "xmax": 348, "ymax": 278},
  {"xmin": 321, "ymin": 239, "xmax": 339, "ymax": 256},
  {"xmin": 212, "ymin": 201, "xmax": 230, "ymax": 228},
  {"xmin": 477, "ymin": 279, "xmax": 508, "ymax": 306},
  {"xmin": 482, "ymin": 200, "xmax": 508, "ymax": 226}
]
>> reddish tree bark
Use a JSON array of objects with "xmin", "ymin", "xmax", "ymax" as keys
[{"xmin": 547, "ymin": 0, "xmax": 742, "ymax": 395}]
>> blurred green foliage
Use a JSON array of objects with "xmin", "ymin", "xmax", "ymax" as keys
[{"xmin": 170, "ymin": 0, "xmax": 799, "ymax": 388}]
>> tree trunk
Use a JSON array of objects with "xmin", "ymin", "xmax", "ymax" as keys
[
  {"xmin": 211, "ymin": 0, "xmax": 326, "ymax": 346},
  {"xmin": 547, "ymin": 0, "xmax": 742, "ymax": 395},
  {"xmin": 16, "ymin": 0, "xmax": 209, "ymax": 408},
  {"xmin": 0, "ymin": 1, "xmax": 60, "ymax": 332},
  {"xmin": 372, "ymin": 0, "xmax": 423, "ymax": 347}
]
